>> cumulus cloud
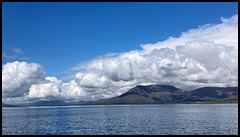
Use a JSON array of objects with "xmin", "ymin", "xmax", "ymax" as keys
[
  {"xmin": 102, "ymin": 58, "xmax": 134, "ymax": 82},
  {"xmin": 140, "ymin": 14, "xmax": 238, "ymax": 52},
  {"xmin": 27, "ymin": 77, "xmax": 63, "ymax": 99},
  {"xmin": 2, "ymin": 14, "xmax": 238, "ymax": 104},
  {"xmin": 2, "ymin": 61, "xmax": 46, "ymax": 98}
]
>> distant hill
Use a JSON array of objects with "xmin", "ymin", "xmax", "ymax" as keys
[
  {"xmin": 2, "ymin": 103, "xmax": 16, "ymax": 107},
  {"xmin": 79, "ymin": 85, "xmax": 238, "ymax": 105},
  {"xmin": 29, "ymin": 100, "xmax": 67, "ymax": 106},
  {"xmin": 6, "ymin": 100, "xmax": 68, "ymax": 107}
]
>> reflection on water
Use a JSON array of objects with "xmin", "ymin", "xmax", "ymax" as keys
[{"xmin": 2, "ymin": 104, "xmax": 238, "ymax": 135}]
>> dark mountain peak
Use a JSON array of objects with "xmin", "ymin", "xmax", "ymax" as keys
[
  {"xmin": 119, "ymin": 84, "xmax": 181, "ymax": 98},
  {"xmin": 136, "ymin": 84, "xmax": 180, "ymax": 92}
]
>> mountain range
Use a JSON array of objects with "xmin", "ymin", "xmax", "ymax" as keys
[
  {"xmin": 80, "ymin": 85, "xmax": 238, "ymax": 105},
  {"xmin": 2, "ymin": 85, "xmax": 238, "ymax": 107}
]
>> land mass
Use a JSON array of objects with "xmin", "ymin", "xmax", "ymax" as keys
[
  {"xmin": 2, "ymin": 103, "xmax": 16, "ymax": 107},
  {"xmin": 79, "ymin": 85, "xmax": 238, "ymax": 105},
  {"xmin": 2, "ymin": 85, "xmax": 238, "ymax": 107}
]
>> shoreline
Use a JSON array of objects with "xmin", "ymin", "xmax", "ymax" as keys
[{"xmin": 2, "ymin": 100, "xmax": 238, "ymax": 108}]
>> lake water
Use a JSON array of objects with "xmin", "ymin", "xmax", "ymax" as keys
[{"xmin": 2, "ymin": 103, "xmax": 238, "ymax": 135}]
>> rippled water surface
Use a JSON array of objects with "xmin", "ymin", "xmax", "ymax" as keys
[{"xmin": 2, "ymin": 103, "xmax": 238, "ymax": 135}]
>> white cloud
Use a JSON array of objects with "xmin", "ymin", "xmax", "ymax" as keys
[
  {"xmin": 12, "ymin": 48, "xmax": 24, "ymax": 54},
  {"xmin": 176, "ymin": 41, "xmax": 236, "ymax": 70},
  {"xmin": 140, "ymin": 14, "xmax": 238, "ymax": 53},
  {"xmin": 2, "ymin": 52, "xmax": 17, "ymax": 59},
  {"xmin": 2, "ymin": 61, "xmax": 46, "ymax": 98},
  {"xmin": 27, "ymin": 77, "xmax": 62, "ymax": 99},
  {"xmin": 102, "ymin": 58, "xmax": 134, "ymax": 82},
  {"xmin": 20, "ymin": 56, "xmax": 31, "ymax": 60},
  {"xmin": 2, "ymin": 14, "xmax": 238, "ymax": 104},
  {"xmin": 60, "ymin": 80, "xmax": 86, "ymax": 101},
  {"xmin": 3, "ymin": 48, "xmax": 31, "ymax": 60},
  {"xmin": 75, "ymin": 73, "xmax": 112, "ymax": 88}
]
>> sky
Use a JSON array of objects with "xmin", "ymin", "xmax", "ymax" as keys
[{"xmin": 2, "ymin": 2, "xmax": 238, "ymax": 104}]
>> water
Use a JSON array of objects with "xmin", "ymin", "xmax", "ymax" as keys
[{"xmin": 2, "ymin": 104, "xmax": 238, "ymax": 135}]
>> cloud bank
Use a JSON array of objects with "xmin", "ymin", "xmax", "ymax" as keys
[{"xmin": 2, "ymin": 14, "xmax": 238, "ymax": 104}]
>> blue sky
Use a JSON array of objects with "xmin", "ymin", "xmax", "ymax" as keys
[{"xmin": 2, "ymin": 2, "xmax": 238, "ymax": 78}]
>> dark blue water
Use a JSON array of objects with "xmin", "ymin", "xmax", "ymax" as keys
[{"xmin": 2, "ymin": 104, "xmax": 238, "ymax": 135}]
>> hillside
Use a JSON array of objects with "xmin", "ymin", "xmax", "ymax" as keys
[
  {"xmin": 4, "ymin": 100, "xmax": 68, "ymax": 107},
  {"xmin": 29, "ymin": 100, "xmax": 68, "ymax": 106},
  {"xmin": 79, "ymin": 85, "xmax": 238, "ymax": 105},
  {"xmin": 2, "ymin": 103, "xmax": 16, "ymax": 107}
]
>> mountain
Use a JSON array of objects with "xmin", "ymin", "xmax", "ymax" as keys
[
  {"xmin": 2, "ymin": 103, "xmax": 16, "ymax": 107},
  {"xmin": 29, "ymin": 100, "xmax": 67, "ymax": 106},
  {"xmin": 10, "ymin": 100, "xmax": 68, "ymax": 107},
  {"xmin": 79, "ymin": 85, "xmax": 238, "ymax": 105},
  {"xmin": 5, "ymin": 100, "xmax": 86, "ymax": 107}
]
